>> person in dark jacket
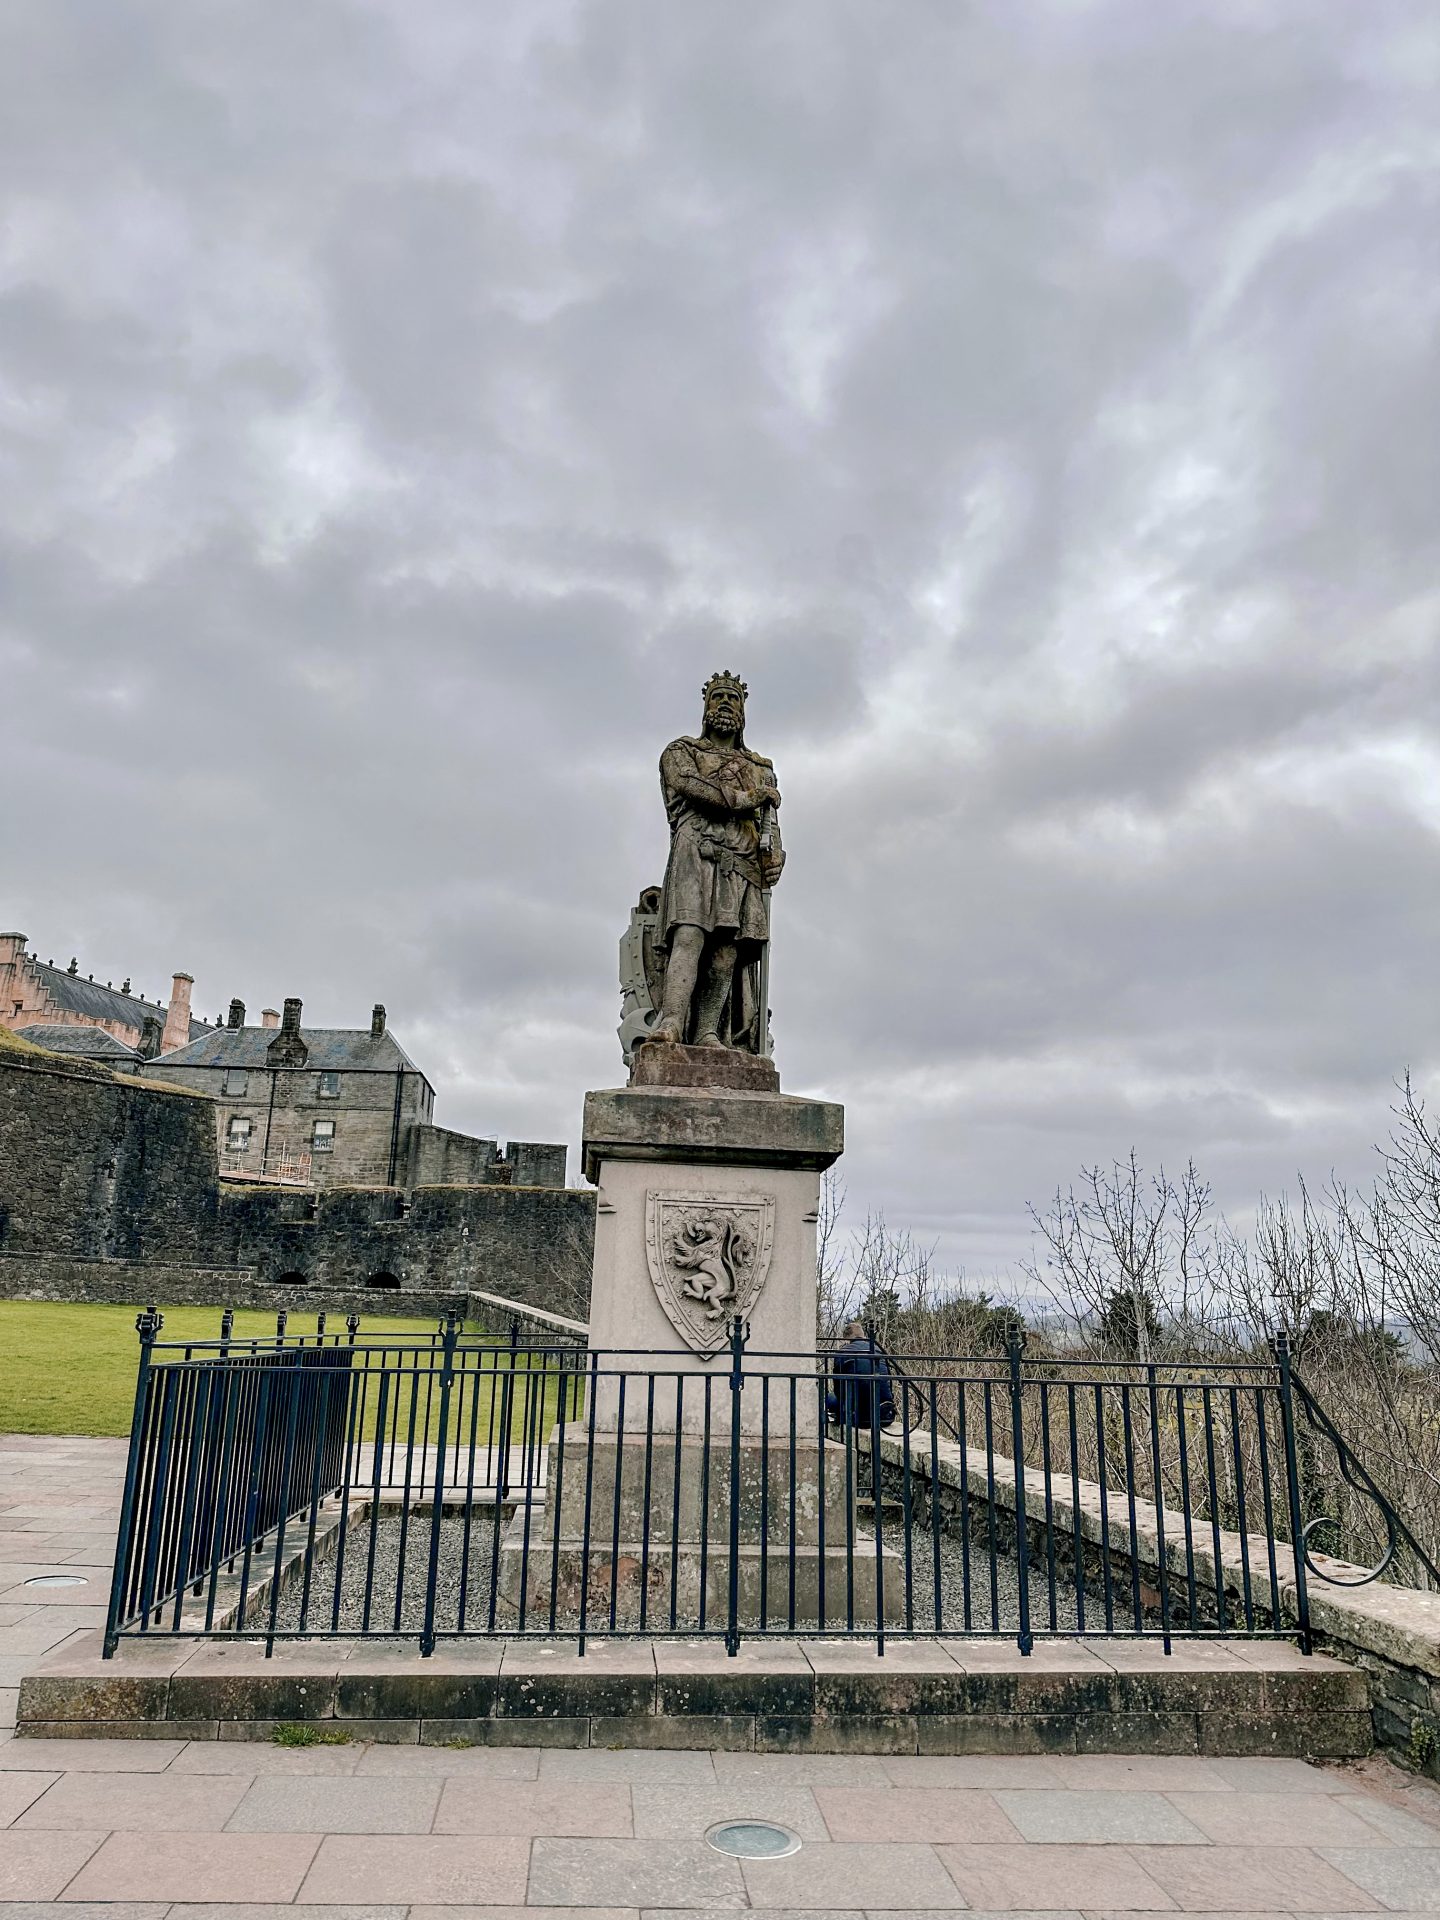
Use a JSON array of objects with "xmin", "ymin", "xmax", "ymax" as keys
[{"xmin": 827, "ymin": 1320, "xmax": 896, "ymax": 1431}]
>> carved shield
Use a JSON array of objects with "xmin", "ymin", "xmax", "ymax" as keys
[{"xmin": 644, "ymin": 1192, "xmax": 776, "ymax": 1358}]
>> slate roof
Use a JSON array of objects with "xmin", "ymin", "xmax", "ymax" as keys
[
  {"xmin": 155, "ymin": 1025, "xmax": 426, "ymax": 1080},
  {"xmin": 27, "ymin": 961, "xmax": 206, "ymax": 1040},
  {"xmin": 16, "ymin": 1024, "xmax": 142, "ymax": 1060}
]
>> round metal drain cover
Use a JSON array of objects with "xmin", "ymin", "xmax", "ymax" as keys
[
  {"xmin": 706, "ymin": 1820, "xmax": 801, "ymax": 1860},
  {"xmin": 23, "ymin": 1574, "xmax": 88, "ymax": 1590}
]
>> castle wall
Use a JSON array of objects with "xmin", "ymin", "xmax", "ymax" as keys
[
  {"xmin": 0, "ymin": 1043, "xmax": 592, "ymax": 1318},
  {"xmin": 0, "ymin": 1046, "xmax": 219, "ymax": 1262}
]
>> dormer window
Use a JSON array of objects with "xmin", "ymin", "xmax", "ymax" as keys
[{"xmin": 317, "ymin": 1071, "xmax": 341, "ymax": 1100}]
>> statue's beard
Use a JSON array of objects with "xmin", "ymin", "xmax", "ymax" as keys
[{"xmin": 705, "ymin": 705, "xmax": 744, "ymax": 742}]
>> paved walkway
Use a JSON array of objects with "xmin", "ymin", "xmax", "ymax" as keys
[{"xmin": 5, "ymin": 1433, "xmax": 1440, "ymax": 1915}]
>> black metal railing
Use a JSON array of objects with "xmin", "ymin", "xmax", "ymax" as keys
[{"xmin": 104, "ymin": 1314, "xmax": 1433, "ymax": 1658}]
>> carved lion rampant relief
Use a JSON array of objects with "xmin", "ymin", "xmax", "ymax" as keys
[{"xmin": 643, "ymin": 1192, "xmax": 775, "ymax": 1356}]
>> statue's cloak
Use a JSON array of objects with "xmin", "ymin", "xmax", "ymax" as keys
[{"xmin": 655, "ymin": 736, "xmax": 782, "ymax": 952}]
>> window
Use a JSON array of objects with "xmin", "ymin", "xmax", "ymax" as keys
[
  {"xmin": 222, "ymin": 1069, "xmax": 248, "ymax": 1096},
  {"xmin": 226, "ymin": 1116, "xmax": 252, "ymax": 1153},
  {"xmin": 317, "ymin": 1071, "xmax": 341, "ymax": 1100},
  {"xmin": 312, "ymin": 1118, "xmax": 336, "ymax": 1153}
]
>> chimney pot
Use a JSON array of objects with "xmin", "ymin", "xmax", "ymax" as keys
[
  {"xmin": 227, "ymin": 998, "xmax": 246, "ymax": 1029},
  {"xmin": 260, "ymin": 1007, "xmax": 281, "ymax": 1029},
  {"xmin": 371, "ymin": 1003, "xmax": 386, "ymax": 1037}
]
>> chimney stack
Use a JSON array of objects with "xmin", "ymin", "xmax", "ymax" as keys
[
  {"xmin": 260, "ymin": 1007, "xmax": 280, "ymax": 1030},
  {"xmin": 161, "ymin": 972, "xmax": 194, "ymax": 1053},
  {"xmin": 227, "ymin": 998, "xmax": 246, "ymax": 1029},
  {"xmin": 371, "ymin": 1003, "xmax": 386, "ymax": 1037},
  {"xmin": 266, "ymin": 996, "xmax": 308, "ymax": 1067}
]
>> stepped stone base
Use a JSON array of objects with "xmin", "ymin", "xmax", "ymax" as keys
[
  {"xmin": 495, "ymin": 1428, "xmax": 903, "ymax": 1628},
  {"xmin": 18, "ymin": 1633, "xmax": 1373, "ymax": 1757}
]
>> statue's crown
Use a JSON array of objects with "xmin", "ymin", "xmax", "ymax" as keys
[{"xmin": 703, "ymin": 669, "xmax": 747, "ymax": 701}]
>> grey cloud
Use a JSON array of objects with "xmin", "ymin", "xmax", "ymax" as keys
[{"xmin": 2, "ymin": 0, "xmax": 1437, "ymax": 1278}]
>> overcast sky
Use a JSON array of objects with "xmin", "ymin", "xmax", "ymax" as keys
[{"xmin": 3, "ymin": 0, "xmax": 1438, "ymax": 1283}]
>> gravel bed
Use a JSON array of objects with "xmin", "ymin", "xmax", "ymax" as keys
[{"xmin": 272, "ymin": 1506, "xmax": 1083, "ymax": 1639}]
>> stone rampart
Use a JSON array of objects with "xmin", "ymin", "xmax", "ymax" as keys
[
  {"xmin": 0, "ymin": 1042, "xmax": 219, "ymax": 1262},
  {"xmin": 0, "ymin": 1039, "xmax": 593, "ymax": 1318}
]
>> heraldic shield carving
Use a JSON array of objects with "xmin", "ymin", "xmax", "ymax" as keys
[{"xmin": 644, "ymin": 1192, "xmax": 776, "ymax": 1357}]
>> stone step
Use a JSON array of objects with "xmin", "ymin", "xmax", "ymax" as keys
[{"xmin": 19, "ymin": 1628, "xmax": 1373, "ymax": 1760}]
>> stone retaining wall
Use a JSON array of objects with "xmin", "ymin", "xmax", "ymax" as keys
[{"xmin": 873, "ymin": 1426, "xmax": 1440, "ymax": 1779}]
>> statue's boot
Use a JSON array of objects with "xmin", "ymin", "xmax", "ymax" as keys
[
  {"xmin": 648, "ymin": 1018, "xmax": 684, "ymax": 1044},
  {"xmin": 692, "ymin": 948, "xmax": 736, "ymax": 1047}
]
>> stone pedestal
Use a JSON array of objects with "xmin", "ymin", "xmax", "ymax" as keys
[
  {"xmin": 581, "ymin": 1078, "xmax": 844, "ymax": 1434},
  {"xmin": 498, "ymin": 1060, "xmax": 899, "ymax": 1629}
]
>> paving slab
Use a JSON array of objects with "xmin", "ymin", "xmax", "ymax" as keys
[
  {"xmin": 168, "ymin": 1739, "xmax": 364, "ymax": 1775},
  {"xmin": 738, "ymin": 1838, "xmax": 976, "ymax": 1909},
  {"xmin": 355, "ymin": 1743, "xmax": 541, "ymax": 1777},
  {"xmin": 1317, "ymin": 1848, "xmax": 1440, "ymax": 1910},
  {"xmin": 15, "ymin": 1772, "xmax": 248, "ymax": 1831},
  {"xmin": 1057, "ymin": 1755, "xmax": 1234, "ymax": 1791},
  {"xmin": 414, "ymin": 1911, "xmax": 635, "ymax": 1920},
  {"xmin": 1208, "ymin": 1757, "xmax": 1352, "ymax": 1792},
  {"xmin": 712, "ymin": 1749, "xmax": 892, "ymax": 1784},
  {"xmin": 0, "ymin": 1773, "xmax": 58, "ymax": 1827},
  {"xmin": 937, "ymin": 1839, "xmax": 1175, "ymax": 1910},
  {"xmin": 995, "ymin": 1790, "xmax": 1210, "ymax": 1846},
  {"xmin": 169, "ymin": 1908, "xmax": 407, "ymax": 1920},
  {"xmin": 815, "ymin": 1784, "xmax": 1021, "ymax": 1843},
  {"xmin": 297, "ymin": 1832, "xmax": 533, "ymax": 1905},
  {"xmin": 433, "ymin": 1778, "xmax": 632, "ymax": 1836},
  {"xmin": 1334, "ymin": 1794, "xmax": 1440, "ymax": 1847},
  {"xmin": 528, "ymin": 1837, "xmax": 745, "ymax": 1908},
  {"xmin": 1167, "ymin": 1790, "xmax": 1401, "ymax": 1848},
  {"xmin": 631, "ymin": 1783, "xmax": 828, "ymax": 1841},
  {"xmin": 0, "ymin": 1830, "xmax": 106, "ymax": 1900},
  {"xmin": 62, "ymin": 1831, "xmax": 323, "ymax": 1903},
  {"xmin": 225, "ymin": 1775, "xmax": 442, "ymax": 1834},
  {"xmin": 1129, "ymin": 1843, "xmax": 1383, "ymax": 1911},
  {"xmin": 0, "ymin": 1904, "xmax": 167, "ymax": 1920},
  {"xmin": 0, "ymin": 1740, "xmax": 184, "ymax": 1772},
  {"xmin": 881, "ymin": 1754, "xmax": 1069, "ymax": 1788},
  {"xmin": 538, "ymin": 1747, "xmax": 718, "ymax": 1782}
]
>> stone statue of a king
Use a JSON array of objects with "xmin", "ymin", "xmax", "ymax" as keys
[{"xmin": 644, "ymin": 671, "xmax": 785, "ymax": 1054}]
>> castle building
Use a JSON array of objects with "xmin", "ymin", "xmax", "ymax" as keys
[
  {"xmin": 145, "ymin": 996, "xmax": 566, "ymax": 1191},
  {"xmin": 0, "ymin": 933, "xmax": 205, "ymax": 1055}
]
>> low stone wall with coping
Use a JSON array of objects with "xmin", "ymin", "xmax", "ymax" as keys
[{"xmin": 872, "ymin": 1425, "xmax": 1440, "ymax": 1779}]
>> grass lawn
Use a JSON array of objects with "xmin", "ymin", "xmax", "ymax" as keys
[{"xmin": 0, "ymin": 1301, "xmax": 460, "ymax": 1438}]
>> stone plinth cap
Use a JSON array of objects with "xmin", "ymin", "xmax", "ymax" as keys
[
  {"xmin": 583, "ymin": 1084, "xmax": 843, "ymax": 1183},
  {"xmin": 630, "ymin": 1039, "xmax": 780, "ymax": 1095}
]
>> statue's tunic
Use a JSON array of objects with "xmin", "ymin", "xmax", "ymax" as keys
[{"xmin": 656, "ymin": 735, "xmax": 781, "ymax": 953}]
